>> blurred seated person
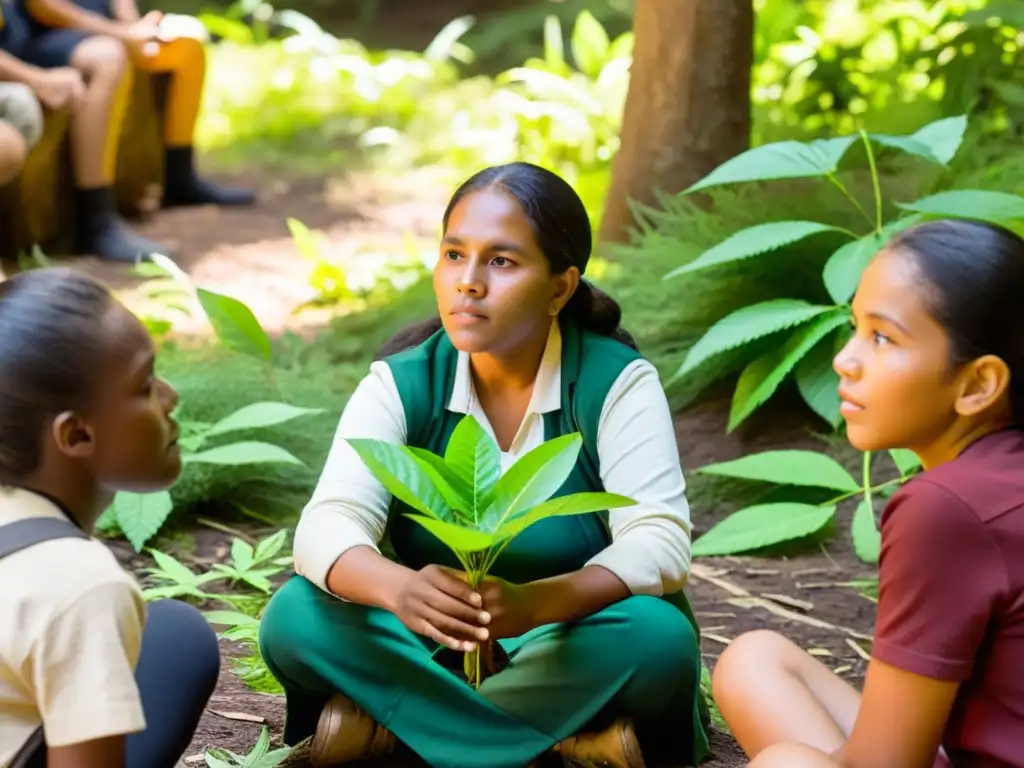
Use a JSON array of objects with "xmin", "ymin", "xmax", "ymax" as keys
[
  {"xmin": 1, "ymin": 0, "xmax": 169, "ymax": 261},
  {"xmin": 18, "ymin": 0, "xmax": 255, "ymax": 210}
]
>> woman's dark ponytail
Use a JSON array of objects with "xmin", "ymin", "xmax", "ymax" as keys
[{"xmin": 563, "ymin": 280, "xmax": 637, "ymax": 350}]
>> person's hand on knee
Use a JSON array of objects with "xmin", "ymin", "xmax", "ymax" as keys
[{"xmin": 27, "ymin": 67, "xmax": 85, "ymax": 111}]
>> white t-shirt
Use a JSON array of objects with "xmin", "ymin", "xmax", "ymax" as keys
[{"xmin": 0, "ymin": 487, "xmax": 146, "ymax": 766}]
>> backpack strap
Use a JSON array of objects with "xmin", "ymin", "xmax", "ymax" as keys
[
  {"xmin": 0, "ymin": 516, "xmax": 88, "ymax": 767},
  {"xmin": 0, "ymin": 517, "xmax": 89, "ymax": 561}
]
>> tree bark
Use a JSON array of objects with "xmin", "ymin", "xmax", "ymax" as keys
[{"xmin": 598, "ymin": 0, "xmax": 754, "ymax": 246}]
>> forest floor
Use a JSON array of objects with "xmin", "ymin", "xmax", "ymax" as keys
[{"xmin": 70, "ymin": 162, "xmax": 878, "ymax": 768}]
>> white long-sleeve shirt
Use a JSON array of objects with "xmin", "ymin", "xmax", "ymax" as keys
[{"xmin": 293, "ymin": 322, "xmax": 694, "ymax": 596}]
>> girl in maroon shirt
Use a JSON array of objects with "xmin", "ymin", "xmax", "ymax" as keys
[{"xmin": 712, "ymin": 219, "xmax": 1024, "ymax": 768}]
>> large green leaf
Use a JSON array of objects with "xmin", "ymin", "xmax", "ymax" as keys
[
  {"xmin": 186, "ymin": 441, "xmax": 304, "ymax": 467},
  {"xmin": 897, "ymin": 190, "xmax": 1024, "ymax": 224},
  {"xmin": 443, "ymin": 415, "xmax": 501, "ymax": 522},
  {"xmin": 403, "ymin": 514, "xmax": 497, "ymax": 553},
  {"xmin": 347, "ymin": 438, "xmax": 450, "ymax": 520},
  {"xmin": 405, "ymin": 447, "xmax": 472, "ymax": 515},
  {"xmin": 851, "ymin": 499, "xmax": 881, "ymax": 564},
  {"xmin": 495, "ymin": 491, "xmax": 635, "ymax": 541},
  {"xmin": 570, "ymin": 10, "xmax": 609, "ymax": 79},
  {"xmin": 693, "ymin": 503, "xmax": 836, "ymax": 557},
  {"xmin": 795, "ymin": 331, "xmax": 843, "ymax": 428},
  {"xmin": 676, "ymin": 300, "xmax": 835, "ymax": 380},
  {"xmin": 822, "ymin": 216, "xmax": 924, "ymax": 304},
  {"xmin": 113, "ymin": 490, "xmax": 174, "ymax": 552},
  {"xmin": 889, "ymin": 448, "xmax": 922, "ymax": 477},
  {"xmin": 869, "ymin": 116, "xmax": 968, "ymax": 167},
  {"xmin": 822, "ymin": 232, "xmax": 884, "ymax": 305},
  {"xmin": 204, "ymin": 402, "xmax": 324, "ymax": 437},
  {"xmin": 728, "ymin": 309, "xmax": 851, "ymax": 431},
  {"xmin": 664, "ymin": 221, "xmax": 848, "ymax": 280},
  {"xmin": 197, "ymin": 288, "xmax": 273, "ymax": 362},
  {"xmin": 481, "ymin": 433, "xmax": 582, "ymax": 531},
  {"xmin": 685, "ymin": 136, "xmax": 858, "ymax": 194},
  {"xmin": 698, "ymin": 450, "xmax": 858, "ymax": 492}
]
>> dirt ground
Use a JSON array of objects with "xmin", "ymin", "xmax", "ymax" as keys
[{"xmin": 73, "ymin": 165, "xmax": 877, "ymax": 768}]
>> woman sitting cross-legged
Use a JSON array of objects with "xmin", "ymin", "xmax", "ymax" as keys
[
  {"xmin": 712, "ymin": 219, "xmax": 1024, "ymax": 768},
  {"xmin": 258, "ymin": 162, "xmax": 712, "ymax": 768}
]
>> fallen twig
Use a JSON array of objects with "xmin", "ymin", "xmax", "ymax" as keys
[
  {"xmin": 197, "ymin": 517, "xmax": 257, "ymax": 545},
  {"xmin": 762, "ymin": 593, "xmax": 814, "ymax": 613},
  {"xmin": 690, "ymin": 563, "xmax": 874, "ymax": 642},
  {"xmin": 703, "ymin": 633, "xmax": 733, "ymax": 646},
  {"xmin": 845, "ymin": 637, "xmax": 872, "ymax": 662},
  {"xmin": 208, "ymin": 709, "xmax": 266, "ymax": 724}
]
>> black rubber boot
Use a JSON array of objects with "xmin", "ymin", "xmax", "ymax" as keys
[
  {"xmin": 162, "ymin": 145, "xmax": 255, "ymax": 208},
  {"xmin": 75, "ymin": 187, "xmax": 170, "ymax": 263}
]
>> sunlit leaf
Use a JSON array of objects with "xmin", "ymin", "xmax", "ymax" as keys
[
  {"xmin": 495, "ymin": 491, "xmax": 635, "ymax": 541},
  {"xmin": 897, "ymin": 190, "xmax": 1024, "ymax": 224},
  {"xmin": 664, "ymin": 221, "xmax": 848, "ymax": 280},
  {"xmin": 481, "ymin": 433, "xmax": 582, "ymax": 531},
  {"xmin": 795, "ymin": 331, "xmax": 844, "ymax": 428},
  {"xmin": 851, "ymin": 499, "xmax": 881, "ymax": 565},
  {"xmin": 889, "ymin": 448, "xmax": 922, "ymax": 477},
  {"xmin": 205, "ymin": 402, "xmax": 324, "ymax": 437},
  {"xmin": 404, "ymin": 514, "xmax": 497, "ymax": 553},
  {"xmin": 197, "ymin": 288, "xmax": 272, "ymax": 361},
  {"xmin": 698, "ymin": 450, "xmax": 858, "ymax": 492},
  {"xmin": 348, "ymin": 438, "xmax": 451, "ymax": 520},
  {"xmin": 685, "ymin": 136, "xmax": 858, "ymax": 194},
  {"xmin": 822, "ymin": 216, "xmax": 924, "ymax": 304},
  {"xmin": 693, "ymin": 503, "xmax": 836, "ymax": 556},
  {"xmin": 186, "ymin": 441, "xmax": 304, "ymax": 467},
  {"xmin": 676, "ymin": 300, "xmax": 836, "ymax": 380},
  {"xmin": 114, "ymin": 491, "xmax": 174, "ymax": 552},
  {"xmin": 570, "ymin": 10, "xmax": 610, "ymax": 79},
  {"xmin": 729, "ymin": 309, "xmax": 850, "ymax": 431},
  {"xmin": 443, "ymin": 415, "xmax": 501, "ymax": 521},
  {"xmin": 405, "ymin": 448, "xmax": 471, "ymax": 515},
  {"xmin": 868, "ymin": 115, "xmax": 968, "ymax": 166}
]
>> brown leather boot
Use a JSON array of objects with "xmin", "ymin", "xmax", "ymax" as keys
[
  {"xmin": 308, "ymin": 693, "xmax": 396, "ymax": 766},
  {"xmin": 552, "ymin": 718, "xmax": 646, "ymax": 768}
]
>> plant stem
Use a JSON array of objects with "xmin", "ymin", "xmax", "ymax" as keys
[
  {"xmin": 821, "ymin": 473, "xmax": 902, "ymax": 507},
  {"xmin": 826, "ymin": 172, "xmax": 874, "ymax": 230},
  {"xmin": 859, "ymin": 129, "xmax": 883, "ymax": 233},
  {"xmin": 861, "ymin": 450, "xmax": 875, "ymax": 521}
]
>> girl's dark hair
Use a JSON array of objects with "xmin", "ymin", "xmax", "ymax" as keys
[
  {"xmin": 889, "ymin": 219, "xmax": 1024, "ymax": 426},
  {"xmin": 376, "ymin": 162, "xmax": 635, "ymax": 359},
  {"xmin": 0, "ymin": 268, "xmax": 115, "ymax": 483}
]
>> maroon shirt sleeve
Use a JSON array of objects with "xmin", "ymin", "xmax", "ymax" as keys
[{"xmin": 873, "ymin": 479, "xmax": 1007, "ymax": 681}]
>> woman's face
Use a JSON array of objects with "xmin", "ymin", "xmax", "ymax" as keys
[
  {"xmin": 833, "ymin": 248, "xmax": 965, "ymax": 453},
  {"xmin": 434, "ymin": 186, "xmax": 577, "ymax": 354}
]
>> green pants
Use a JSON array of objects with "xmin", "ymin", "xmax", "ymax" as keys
[{"xmin": 259, "ymin": 575, "xmax": 705, "ymax": 768}]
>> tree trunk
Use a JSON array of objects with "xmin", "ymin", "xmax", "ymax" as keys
[{"xmin": 598, "ymin": 0, "xmax": 754, "ymax": 246}]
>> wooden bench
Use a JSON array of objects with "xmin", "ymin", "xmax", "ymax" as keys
[{"xmin": 0, "ymin": 71, "xmax": 167, "ymax": 262}]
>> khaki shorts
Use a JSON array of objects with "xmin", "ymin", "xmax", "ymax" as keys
[{"xmin": 0, "ymin": 82, "xmax": 43, "ymax": 150}]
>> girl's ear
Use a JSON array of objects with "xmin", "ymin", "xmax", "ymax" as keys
[
  {"xmin": 954, "ymin": 354, "xmax": 1012, "ymax": 417},
  {"xmin": 52, "ymin": 412, "xmax": 96, "ymax": 460}
]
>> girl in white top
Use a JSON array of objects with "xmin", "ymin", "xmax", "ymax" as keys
[{"xmin": 0, "ymin": 268, "xmax": 220, "ymax": 768}]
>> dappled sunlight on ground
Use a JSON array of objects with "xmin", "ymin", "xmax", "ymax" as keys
[{"xmin": 75, "ymin": 166, "xmax": 452, "ymax": 340}]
